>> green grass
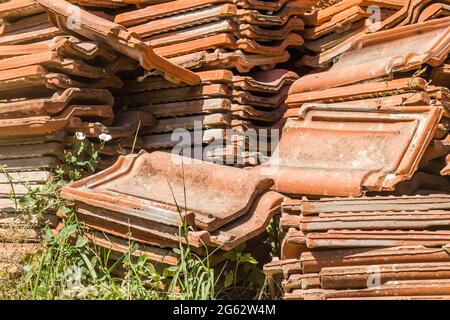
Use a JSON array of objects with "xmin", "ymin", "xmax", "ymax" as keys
[{"xmin": 0, "ymin": 138, "xmax": 273, "ymax": 300}]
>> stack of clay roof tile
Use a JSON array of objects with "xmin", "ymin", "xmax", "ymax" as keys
[
  {"xmin": 34, "ymin": 0, "xmax": 206, "ymax": 164},
  {"xmin": 263, "ymin": 14, "xmax": 450, "ymax": 300},
  {"xmin": 60, "ymin": 150, "xmax": 284, "ymax": 268},
  {"xmin": 2, "ymin": 0, "xmax": 449, "ymax": 296},
  {"xmin": 278, "ymin": 16, "xmax": 450, "ymax": 195},
  {"xmin": 298, "ymin": 0, "xmax": 450, "ymax": 70},
  {"xmin": 114, "ymin": 68, "xmax": 299, "ymax": 165},
  {"xmin": 264, "ymin": 195, "xmax": 450, "ymax": 300},
  {"xmin": 19, "ymin": 0, "xmax": 317, "ymax": 167},
  {"xmin": 107, "ymin": 0, "xmax": 316, "ymax": 165},
  {"xmin": 0, "ymin": 0, "xmax": 311, "ymax": 268},
  {"xmin": 0, "ymin": 0, "xmax": 206, "ymax": 170},
  {"xmin": 0, "ymin": 23, "xmax": 114, "ymax": 222},
  {"xmin": 0, "ymin": 4, "xmax": 114, "ymax": 248},
  {"xmin": 0, "ymin": 0, "xmax": 202, "ymax": 252},
  {"xmin": 113, "ymin": 0, "xmax": 314, "ymax": 71}
]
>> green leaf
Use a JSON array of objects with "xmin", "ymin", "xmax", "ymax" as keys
[
  {"xmin": 65, "ymin": 224, "xmax": 77, "ymax": 237},
  {"xmin": 223, "ymin": 251, "xmax": 237, "ymax": 262},
  {"xmin": 81, "ymin": 253, "xmax": 98, "ymax": 281},
  {"xmin": 23, "ymin": 265, "xmax": 33, "ymax": 282},
  {"xmin": 19, "ymin": 195, "xmax": 35, "ymax": 208},
  {"xmin": 107, "ymin": 254, "xmax": 125, "ymax": 274},
  {"xmin": 241, "ymin": 253, "xmax": 258, "ymax": 265},
  {"xmin": 59, "ymin": 206, "xmax": 72, "ymax": 214},
  {"xmin": 164, "ymin": 265, "xmax": 178, "ymax": 277},
  {"xmin": 146, "ymin": 262, "xmax": 156, "ymax": 274},
  {"xmin": 43, "ymin": 251, "xmax": 52, "ymax": 266},
  {"xmin": 224, "ymin": 271, "xmax": 234, "ymax": 288},
  {"xmin": 43, "ymin": 227, "xmax": 54, "ymax": 245},
  {"xmin": 167, "ymin": 266, "xmax": 178, "ymax": 273},
  {"xmin": 75, "ymin": 236, "xmax": 88, "ymax": 248}
]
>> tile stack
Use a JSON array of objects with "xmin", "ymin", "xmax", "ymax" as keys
[
  {"xmin": 19, "ymin": 0, "xmax": 317, "ymax": 167},
  {"xmin": 0, "ymin": 0, "xmax": 119, "ymax": 248},
  {"xmin": 115, "ymin": 68, "xmax": 299, "ymax": 166},
  {"xmin": 0, "ymin": 0, "xmax": 200, "ymax": 247},
  {"xmin": 298, "ymin": 0, "xmax": 450, "ymax": 71},
  {"xmin": 60, "ymin": 151, "xmax": 284, "ymax": 269},
  {"xmin": 111, "ymin": 0, "xmax": 316, "ymax": 166},
  {"xmin": 33, "ymin": 0, "xmax": 204, "ymax": 165},
  {"xmin": 1, "ymin": 0, "xmax": 311, "ymax": 268},
  {"xmin": 0, "ymin": 0, "xmax": 206, "ymax": 170},
  {"xmin": 282, "ymin": 77, "xmax": 450, "ymax": 193},
  {"xmin": 0, "ymin": 41, "xmax": 117, "ymax": 237},
  {"xmin": 2, "ymin": 0, "xmax": 449, "ymax": 297},
  {"xmin": 263, "ymin": 15, "xmax": 450, "ymax": 299},
  {"xmin": 114, "ymin": 0, "xmax": 313, "ymax": 71},
  {"xmin": 282, "ymin": 16, "xmax": 450, "ymax": 194},
  {"xmin": 431, "ymin": 56, "xmax": 450, "ymax": 175},
  {"xmin": 267, "ymin": 195, "xmax": 450, "ymax": 300}
]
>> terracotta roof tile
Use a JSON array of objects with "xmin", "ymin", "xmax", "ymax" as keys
[{"xmin": 36, "ymin": 0, "xmax": 201, "ymax": 85}]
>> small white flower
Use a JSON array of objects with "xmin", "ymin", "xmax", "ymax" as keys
[
  {"xmin": 75, "ymin": 132, "xmax": 86, "ymax": 141},
  {"xmin": 98, "ymin": 133, "xmax": 112, "ymax": 142}
]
